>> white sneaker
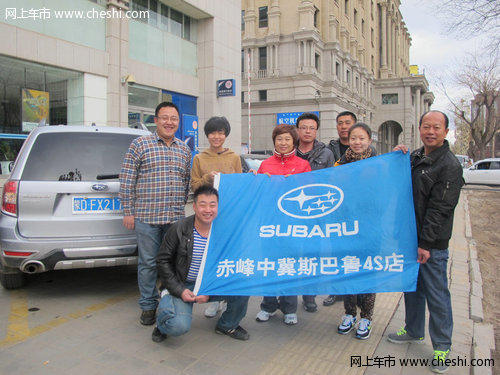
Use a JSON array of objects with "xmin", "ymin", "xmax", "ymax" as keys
[
  {"xmin": 256, "ymin": 310, "xmax": 276, "ymax": 322},
  {"xmin": 283, "ymin": 313, "xmax": 298, "ymax": 325},
  {"xmin": 204, "ymin": 301, "xmax": 225, "ymax": 318}
]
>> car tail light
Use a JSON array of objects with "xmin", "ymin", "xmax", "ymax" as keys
[
  {"xmin": 3, "ymin": 251, "xmax": 34, "ymax": 257},
  {"xmin": 2, "ymin": 180, "xmax": 18, "ymax": 216}
]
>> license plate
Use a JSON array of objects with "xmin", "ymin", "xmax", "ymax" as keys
[{"xmin": 72, "ymin": 197, "xmax": 122, "ymax": 214}]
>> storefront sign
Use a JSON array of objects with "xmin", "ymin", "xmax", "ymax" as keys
[
  {"xmin": 216, "ymin": 79, "xmax": 235, "ymax": 97},
  {"xmin": 277, "ymin": 111, "xmax": 320, "ymax": 126},
  {"xmin": 182, "ymin": 114, "xmax": 199, "ymax": 161}
]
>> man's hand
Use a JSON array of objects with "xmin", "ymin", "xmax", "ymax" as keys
[
  {"xmin": 393, "ymin": 144, "xmax": 409, "ymax": 154},
  {"xmin": 417, "ymin": 247, "xmax": 430, "ymax": 264},
  {"xmin": 180, "ymin": 289, "xmax": 197, "ymax": 303},
  {"xmin": 123, "ymin": 215, "xmax": 135, "ymax": 230},
  {"xmin": 195, "ymin": 295, "xmax": 209, "ymax": 304}
]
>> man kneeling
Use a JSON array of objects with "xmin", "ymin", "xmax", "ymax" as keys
[{"xmin": 152, "ymin": 185, "xmax": 250, "ymax": 342}]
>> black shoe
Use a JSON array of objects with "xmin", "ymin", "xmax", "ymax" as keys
[
  {"xmin": 215, "ymin": 325, "xmax": 250, "ymax": 340},
  {"xmin": 323, "ymin": 295, "xmax": 337, "ymax": 306},
  {"xmin": 140, "ymin": 309, "xmax": 156, "ymax": 326},
  {"xmin": 303, "ymin": 302, "xmax": 317, "ymax": 312},
  {"xmin": 151, "ymin": 327, "xmax": 167, "ymax": 343}
]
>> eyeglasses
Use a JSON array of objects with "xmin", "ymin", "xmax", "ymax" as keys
[
  {"xmin": 298, "ymin": 126, "xmax": 317, "ymax": 131},
  {"xmin": 156, "ymin": 116, "xmax": 179, "ymax": 122}
]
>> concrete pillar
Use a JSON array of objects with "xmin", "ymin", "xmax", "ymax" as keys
[
  {"xmin": 269, "ymin": 0, "xmax": 281, "ymax": 36},
  {"xmin": 329, "ymin": 15, "xmax": 339, "ymax": 42},
  {"xmin": 244, "ymin": 0, "xmax": 257, "ymax": 39},
  {"xmin": 298, "ymin": 0, "xmax": 315, "ymax": 30},
  {"xmin": 106, "ymin": 0, "xmax": 129, "ymax": 127},
  {"xmin": 380, "ymin": 3, "xmax": 387, "ymax": 72}
]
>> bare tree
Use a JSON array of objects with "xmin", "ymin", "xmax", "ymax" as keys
[
  {"xmin": 451, "ymin": 100, "xmax": 472, "ymax": 156},
  {"xmin": 444, "ymin": 54, "xmax": 500, "ymax": 160},
  {"xmin": 438, "ymin": 0, "xmax": 500, "ymax": 53}
]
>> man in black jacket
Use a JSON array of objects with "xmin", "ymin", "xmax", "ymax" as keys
[
  {"xmin": 327, "ymin": 111, "xmax": 357, "ymax": 161},
  {"xmin": 151, "ymin": 185, "xmax": 250, "ymax": 342},
  {"xmin": 388, "ymin": 111, "xmax": 463, "ymax": 374},
  {"xmin": 295, "ymin": 112, "xmax": 334, "ymax": 312}
]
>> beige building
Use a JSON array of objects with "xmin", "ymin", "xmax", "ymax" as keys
[
  {"xmin": 241, "ymin": 0, "xmax": 433, "ymax": 153},
  {"xmin": 0, "ymin": 0, "xmax": 242, "ymax": 171}
]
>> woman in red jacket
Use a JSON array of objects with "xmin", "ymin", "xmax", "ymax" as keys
[
  {"xmin": 255, "ymin": 125, "xmax": 311, "ymax": 326},
  {"xmin": 257, "ymin": 125, "xmax": 311, "ymax": 176}
]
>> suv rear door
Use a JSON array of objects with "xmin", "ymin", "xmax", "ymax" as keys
[{"xmin": 17, "ymin": 130, "xmax": 140, "ymax": 238}]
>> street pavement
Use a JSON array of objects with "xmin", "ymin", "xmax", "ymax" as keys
[{"xmin": 0, "ymin": 193, "xmax": 495, "ymax": 375}]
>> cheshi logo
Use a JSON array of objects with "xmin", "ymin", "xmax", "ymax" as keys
[{"xmin": 278, "ymin": 184, "xmax": 344, "ymax": 219}]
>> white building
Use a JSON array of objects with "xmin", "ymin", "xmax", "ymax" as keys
[
  {"xmin": 241, "ymin": 0, "xmax": 434, "ymax": 153},
  {"xmin": 0, "ymin": 0, "xmax": 242, "ymax": 171}
]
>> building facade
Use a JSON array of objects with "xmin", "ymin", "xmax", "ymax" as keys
[
  {"xmin": 0, "ymin": 0, "xmax": 242, "ymax": 174},
  {"xmin": 241, "ymin": 0, "xmax": 433, "ymax": 153}
]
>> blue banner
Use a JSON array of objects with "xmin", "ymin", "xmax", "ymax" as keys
[{"xmin": 194, "ymin": 151, "xmax": 418, "ymax": 296}]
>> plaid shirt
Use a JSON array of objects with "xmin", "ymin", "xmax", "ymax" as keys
[{"xmin": 119, "ymin": 133, "xmax": 191, "ymax": 224}]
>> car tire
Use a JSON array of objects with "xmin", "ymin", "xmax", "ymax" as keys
[{"xmin": 0, "ymin": 269, "xmax": 26, "ymax": 289}]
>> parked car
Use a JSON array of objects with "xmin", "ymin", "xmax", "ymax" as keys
[
  {"xmin": 455, "ymin": 154, "xmax": 472, "ymax": 168},
  {"xmin": 240, "ymin": 153, "xmax": 268, "ymax": 173},
  {"xmin": 0, "ymin": 125, "xmax": 150, "ymax": 289},
  {"xmin": 462, "ymin": 158, "xmax": 500, "ymax": 185}
]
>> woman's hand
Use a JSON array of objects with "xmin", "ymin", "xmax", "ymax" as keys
[{"xmin": 393, "ymin": 144, "xmax": 408, "ymax": 153}]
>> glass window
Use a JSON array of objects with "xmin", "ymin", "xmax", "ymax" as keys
[
  {"xmin": 0, "ymin": 138, "xmax": 25, "ymax": 174},
  {"xmin": 477, "ymin": 162, "xmax": 490, "ymax": 170},
  {"xmin": 128, "ymin": 85, "xmax": 160, "ymax": 108},
  {"xmin": 315, "ymin": 53, "xmax": 320, "ymax": 71},
  {"xmin": 382, "ymin": 93, "xmax": 399, "ymax": 104},
  {"xmin": 160, "ymin": 3, "xmax": 169, "ymax": 30},
  {"xmin": 0, "ymin": 55, "xmax": 82, "ymax": 134},
  {"xmin": 259, "ymin": 47, "xmax": 267, "ymax": 70},
  {"xmin": 242, "ymin": 10, "xmax": 245, "ymax": 31},
  {"xmin": 130, "ymin": 1, "xmax": 197, "ymax": 42},
  {"xmin": 259, "ymin": 90, "xmax": 267, "ymax": 102},
  {"xmin": 259, "ymin": 6, "xmax": 268, "ymax": 28},
  {"xmin": 170, "ymin": 8, "xmax": 183, "ymax": 37},
  {"xmin": 149, "ymin": 0, "xmax": 158, "ymax": 27},
  {"xmin": 183, "ymin": 15, "xmax": 191, "ymax": 40},
  {"xmin": 314, "ymin": 8, "xmax": 319, "ymax": 28},
  {"xmin": 131, "ymin": 0, "xmax": 148, "ymax": 23},
  {"xmin": 21, "ymin": 133, "xmax": 141, "ymax": 181}
]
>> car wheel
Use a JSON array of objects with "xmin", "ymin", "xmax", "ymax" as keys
[{"xmin": 0, "ymin": 269, "xmax": 26, "ymax": 289}]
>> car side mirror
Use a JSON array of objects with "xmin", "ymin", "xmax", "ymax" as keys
[{"xmin": 8, "ymin": 161, "xmax": 14, "ymax": 172}]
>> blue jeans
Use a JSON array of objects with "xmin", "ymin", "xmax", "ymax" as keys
[
  {"xmin": 156, "ymin": 282, "xmax": 249, "ymax": 336},
  {"xmin": 135, "ymin": 220, "xmax": 171, "ymax": 311},
  {"xmin": 403, "ymin": 249, "xmax": 453, "ymax": 351}
]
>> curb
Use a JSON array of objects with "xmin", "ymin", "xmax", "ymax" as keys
[{"xmin": 464, "ymin": 194, "xmax": 495, "ymax": 375}]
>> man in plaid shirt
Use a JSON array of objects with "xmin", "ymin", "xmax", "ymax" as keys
[{"xmin": 120, "ymin": 101, "xmax": 191, "ymax": 326}]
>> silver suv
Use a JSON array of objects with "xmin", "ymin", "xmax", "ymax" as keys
[{"xmin": 0, "ymin": 125, "xmax": 150, "ymax": 289}]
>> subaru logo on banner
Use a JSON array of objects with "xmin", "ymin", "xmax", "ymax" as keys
[
  {"xmin": 194, "ymin": 151, "xmax": 419, "ymax": 297},
  {"xmin": 278, "ymin": 184, "xmax": 344, "ymax": 219}
]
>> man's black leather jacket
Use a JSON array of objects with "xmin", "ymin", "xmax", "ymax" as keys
[
  {"xmin": 410, "ymin": 141, "xmax": 464, "ymax": 250},
  {"xmin": 157, "ymin": 215, "xmax": 195, "ymax": 298}
]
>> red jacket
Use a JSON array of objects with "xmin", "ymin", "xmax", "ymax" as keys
[{"xmin": 257, "ymin": 150, "xmax": 311, "ymax": 175}]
